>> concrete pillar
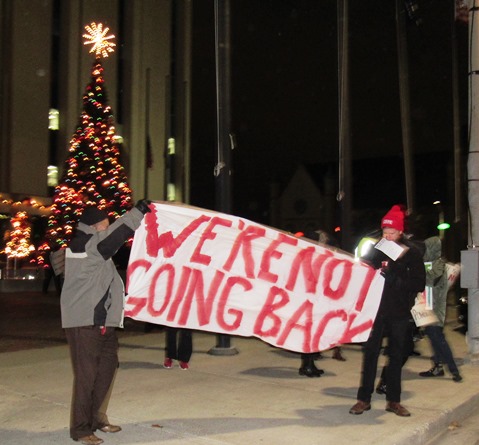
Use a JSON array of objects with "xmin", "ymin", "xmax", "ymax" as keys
[
  {"xmin": 466, "ymin": 0, "xmax": 479, "ymax": 361},
  {"xmin": 122, "ymin": 0, "xmax": 171, "ymax": 201}
]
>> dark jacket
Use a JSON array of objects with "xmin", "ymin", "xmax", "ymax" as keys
[{"xmin": 362, "ymin": 236, "xmax": 426, "ymax": 319}]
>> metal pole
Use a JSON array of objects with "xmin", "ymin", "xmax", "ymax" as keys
[
  {"xmin": 449, "ymin": 2, "xmax": 466, "ymax": 263},
  {"xmin": 452, "ymin": 4, "xmax": 462, "ymax": 225},
  {"xmin": 144, "ymin": 68, "xmax": 150, "ymax": 197},
  {"xmin": 209, "ymin": 0, "xmax": 238, "ymax": 356},
  {"xmin": 337, "ymin": 0, "xmax": 352, "ymax": 252},
  {"xmin": 396, "ymin": 0, "xmax": 415, "ymax": 215}
]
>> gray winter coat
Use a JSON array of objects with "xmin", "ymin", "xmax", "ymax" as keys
[
  {"xmin": 60, "ymin": 207, "xmax": 144, "ymax": 328},
  {"xmin": 423, "ymin": 236, "xmax": 448, "ymax": 326}
]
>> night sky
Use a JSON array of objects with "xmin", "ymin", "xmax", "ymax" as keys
[{"xmin": 189, "ymin": 0, "xmax": 468, "ymax": 239}]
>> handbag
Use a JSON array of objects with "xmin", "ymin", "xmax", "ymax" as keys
[{"xmin": 410, "ymin": 300, "xmax": 439, "ymax": 327}]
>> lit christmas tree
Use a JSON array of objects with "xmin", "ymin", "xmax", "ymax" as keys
[
  {"xmin": 47, "ymin": 23, "xmax": 132, "ymax": 248},
  {"xmin": 5, "ymin": 211, "xmax": 35, "ymax": 260}
]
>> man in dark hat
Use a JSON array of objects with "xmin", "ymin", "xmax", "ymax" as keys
[
  {"xmin": 61, "ymin": 200, "xmax": 151, "ymax": 445},
  {"xmin": 349, "ymin": 205, "xmax": 425, "ymax": 417}
]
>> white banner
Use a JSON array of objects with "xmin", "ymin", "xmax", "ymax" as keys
[{"xmin": 125, "ymin": 202, "xmax": 384, "ymax": 353}]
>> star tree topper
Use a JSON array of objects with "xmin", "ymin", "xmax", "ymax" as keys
[{"xmin": 83, "ymin": 22, "xmax": 116, "ymax": 58}]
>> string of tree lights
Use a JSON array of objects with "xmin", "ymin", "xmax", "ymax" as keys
[{"xmin": 47, "ymin": 23, "xmax": 133, "ymax": 249}]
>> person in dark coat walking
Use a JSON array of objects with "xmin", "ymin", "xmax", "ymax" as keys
[{"xmin": 296, "ymin": 229, "xmax": 344, "ymax": 377}]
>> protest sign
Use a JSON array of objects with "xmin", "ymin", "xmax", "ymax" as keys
[{"xmin": 125, "ymin": 202, "xmax": 384, "ymax": 353}]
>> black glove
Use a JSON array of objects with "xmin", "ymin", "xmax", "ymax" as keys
[
  {"xmin": 135, "ymin": 199, "xmax": 152, "ymax": 214},
  {"xmin": 381, "ymin": 261, "xmax": 407, "ymax": 288},
  {"xmin": 380, "ymin": 264, "xmax": 392, "ymax": 277}
]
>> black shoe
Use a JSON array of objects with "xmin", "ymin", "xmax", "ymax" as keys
[
  {"xmin": 375, "ymin": 382, "xmax": 387, "ymax": 395},
  {"xmin": 299, "ymin": 366, "xmax": 324, "ymax": 377},
  {"xmin": 452, "ymin": 372, "xmax": 463, "ymax": 382},
  {"xmin": 419, "ymin": 364, "xmax": 444, "ymax": 377}
]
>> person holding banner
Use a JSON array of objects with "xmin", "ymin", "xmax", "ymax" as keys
[
  {"xmin": 418, "ymin": 236, "xmax": 462, "ymax": 382},
  {"xmin": 297, "ymin": 229, "xmax": 343, "ymax": 377},
  {"xmin": 163, "ymin": 327, "xmax": 193, "ymax": 370},
  {"xmin": 61, "ymin": 200, "xmax": 151, "ymax": 445},
  {"xmin": 349, "ymin": 205, "xmax": 425, "ymax": 417}
]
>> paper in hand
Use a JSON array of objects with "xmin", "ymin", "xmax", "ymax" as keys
[{"xmin": 374, "ymin": 238, "xmax": 408, "ymax": 261}]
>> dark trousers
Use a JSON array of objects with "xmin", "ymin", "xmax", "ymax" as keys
[
  {"xmin": 424, "ymin": 325, "xmax": 459, "ymax": 374},
  {"xmin": 379, "ymin": 321, "xmax": 415, "ymax": 383},
  {"xmin": 42, "ymin": 268, "xmax": 63, "ymax": 295},
  {"xmin": 165, "ymin": 327, "xmax": 192, "ymax": 362},
  {"xmin": 65, "ymin": 326, "xmax": 118, "ymax": 440},
  {"xmin": 357, "ymin": 316, "xmax": 410, "ymax": 403}
]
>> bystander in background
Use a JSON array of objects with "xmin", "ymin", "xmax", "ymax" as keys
[{"xmin": 418, "ymin": 236, "xmax": 462, "ymax": 382}]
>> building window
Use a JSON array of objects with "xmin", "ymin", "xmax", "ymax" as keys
[
  {"xmin": 47, "ymin": 165, "xmax": 58, "ymax": 187},
  {"xmin": 48, "ymin": 108, "xmax": 59, "ymax": 130}
]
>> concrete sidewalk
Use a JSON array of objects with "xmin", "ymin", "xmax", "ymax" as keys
[{"xmin": 0, "ymin": 317, "xmax": 478, "ymax": 444}]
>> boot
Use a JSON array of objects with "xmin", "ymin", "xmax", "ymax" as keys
[
  {"xmin": 332, "ymin": 347, "xmax": 346, "ymax": 361},
  {"xmin": 299, "ymin": 354, "xmax": 324, "ymax": 377},
  {"xmin": 419, "ymin": 363, "xmax": 444, "ymax": 377}
]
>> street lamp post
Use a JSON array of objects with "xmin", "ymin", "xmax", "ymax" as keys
[{"xmin": 209, "ymin": 0, "xmax": 238, "ymax": 356}]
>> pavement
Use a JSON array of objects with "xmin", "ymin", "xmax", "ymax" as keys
[{"xmin": 1, "ymin": 290, "xmax": 479, "ymax": 445}]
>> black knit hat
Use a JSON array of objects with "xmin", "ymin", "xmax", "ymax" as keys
[{"xmin": 79, "ymin": 207, "xmax": 108, "ymax": 226}]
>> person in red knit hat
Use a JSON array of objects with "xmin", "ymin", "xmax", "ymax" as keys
[
  {"xmin": 349, "ymin": 205, "xmax": 425, "ymax": 417},
  {"xmin": 381, "ymin": 205, "xmax": 406, "ymax": 232}
]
